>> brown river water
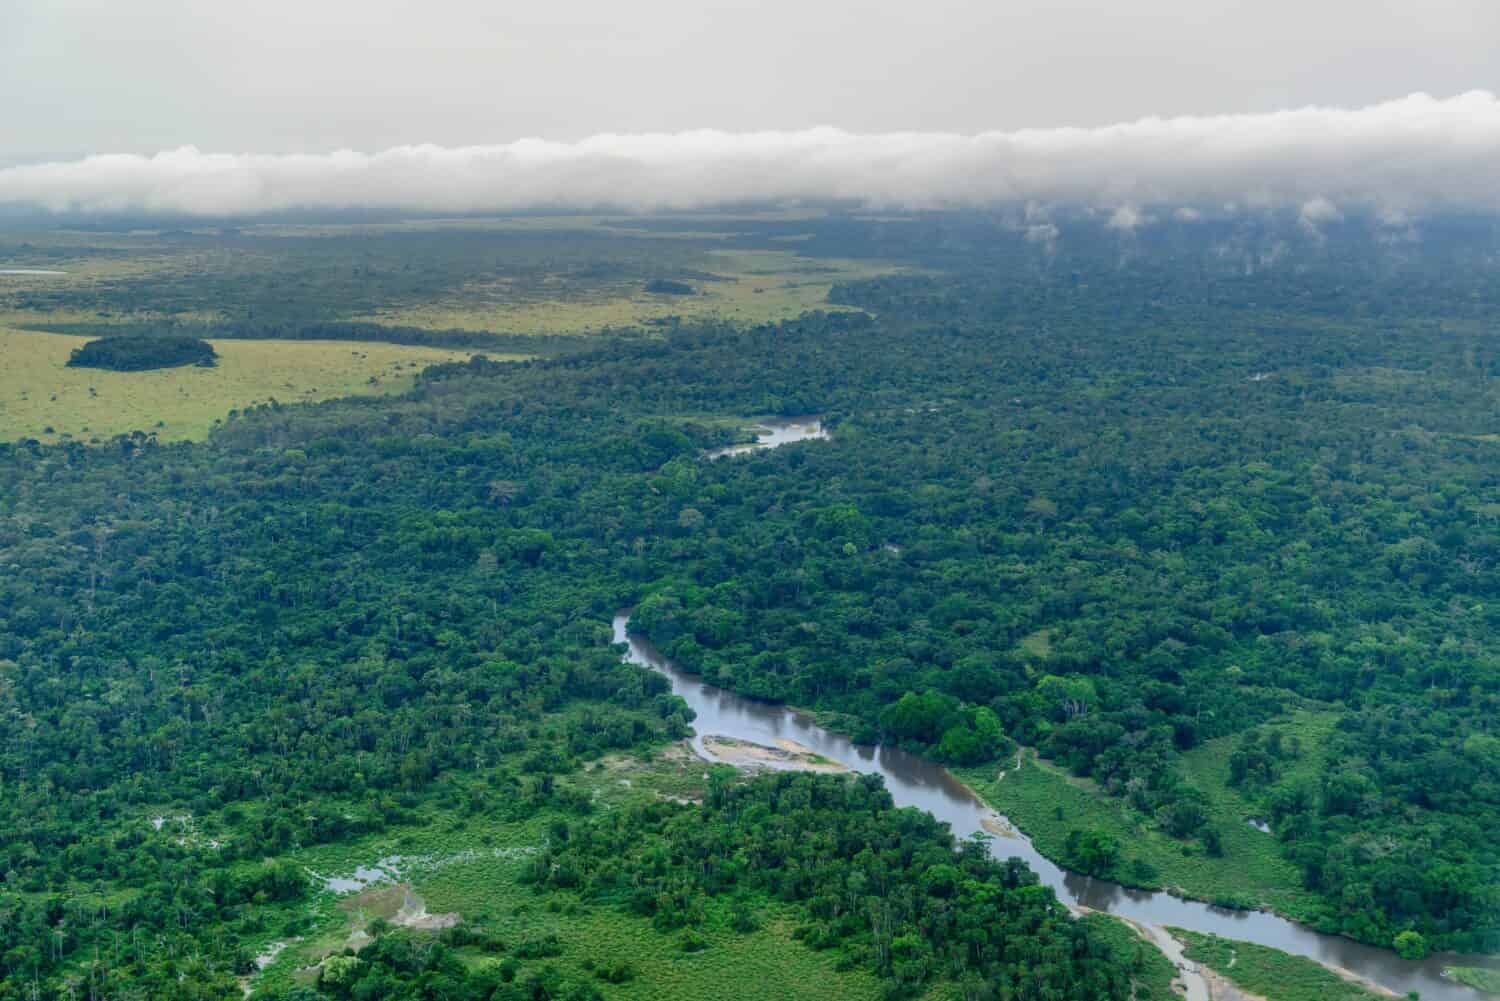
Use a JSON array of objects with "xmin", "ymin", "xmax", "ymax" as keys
[{"xmin": 609, "ymin": 417, "xmax": 1497, "ymax": 1001}]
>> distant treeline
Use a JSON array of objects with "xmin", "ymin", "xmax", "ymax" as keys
[
  {"xmin": 32, "ymin": 320, "xmax": 600, "ymax": 356},
  {"xmin": 66, "ymin": 333, "xmax": 217, "ymax": 371},
  {"xmin": 644, "ymin": 278, "xmax": 696, "ymax": 295}
]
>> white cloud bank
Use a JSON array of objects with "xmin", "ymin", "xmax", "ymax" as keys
[{"xmin": 2, "ymin": 92, "xmax": 1498, "ymax": 219}]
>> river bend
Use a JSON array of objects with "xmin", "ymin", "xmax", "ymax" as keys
[{"xmin": 613, "ymin": 417, "xmax": 1491, "ymax": 1001}]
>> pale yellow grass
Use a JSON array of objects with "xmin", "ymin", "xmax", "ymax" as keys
[
  {"xmin": 0, "ymin": 329, "xmax": 503, "ymax": 443},
  {"xmin": 354, "ymin": 250, "xmax": 897, "ymax": 334}
]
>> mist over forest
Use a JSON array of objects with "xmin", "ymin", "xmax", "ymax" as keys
[{"xmin": 4, "ymin": 5, "xmax": 1500, "ymax": 996}]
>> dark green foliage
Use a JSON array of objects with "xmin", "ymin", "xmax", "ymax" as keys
[
  {"xmin": 1394, "ymin": 930, "xmax": 1427, "ymax": 960},
  {"xmin": 526, "ymin": 771, "xmax": 1140, "ymax": 999},
  {"xmin": 3, "ymin": 213, "xmax": 1500, "ymax": 1000},
  {"xmin": 281, "ymin": 933, "xmax": 607, "ymax": 1001},
  {"xmin": 67, "ymin": 333, "xmax": 217, "ymax": 370},
  {"xmin": 1228, "ymin": 729, "xmax": 1301, "ymax": 790},
  {"xmin": 0, "ymin": 388, "xmax": 698, "ymax": 994},
  {"xmin": 1063, "ymin": 829, "xmax": 1122, "ymax": 876},
  {"xmin": 1080, "ymin": 915, "xmax": 1180, "ymax": 1001},
  {"xmin": 645, "ymin": 279, "xmax": 695, "ymax": 295}
]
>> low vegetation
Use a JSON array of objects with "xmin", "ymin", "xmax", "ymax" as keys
[
  {"xmin": 1447, "ymin": 966, "xmax": 1500, "ymax": 995},
  {"xmin": 351, "ymin": 248, "xmax": 892, "ymax": 334},
  {"xmin": 1170, "ymin": 929, "xmax": 1386, "ymax": 1001},
  {"xmin": 956, "ymin": 713, "xmax": 1336, "ymax": 918}
]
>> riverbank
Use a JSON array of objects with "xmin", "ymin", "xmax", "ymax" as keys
[
  {"xmin": 615, "ymin": 611, "xmax": 1493, "ymax": 1001},
  {"xmin": 700, "ymin": 735, "xmax": 850, "ymax": 773},
  {"xmin": 804, "ymin": 707, "xmax": 1320, "ymax": 927},
  {"xmin": 1449, "ymin": 967, "xmax": 1500, "ymax": 995},
  {"xmin": 1171, "ymin": 928, "xmax": 1396, "ymax": 1001},
  {"xmin": 951, "ymin": 756, "xmax": 1500, "ymax": 999},
  {"xmin": 953, "ymin": 749, "xmax": 1326, "ymax": 921}
]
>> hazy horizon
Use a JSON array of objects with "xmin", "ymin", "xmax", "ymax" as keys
[
  {"xmin": 0, "ymin": 92, "xmax": 1497, "ymax": 224},
  {"xmin": 7, "ymin": 1, "xmax": 1498, "ymax": 224},
  {"xmin": 6, "ymin": 0, "xmax": 1499, "ymax": 155}
]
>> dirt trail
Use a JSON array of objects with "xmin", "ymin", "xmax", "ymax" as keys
[
  {"xmin": 392, "ymin": 886, "xmax": 460, "ymax": 930},
  {"xmin": 1199, "ymin": 966, "xmax": 1268, "ymax": 1001}
]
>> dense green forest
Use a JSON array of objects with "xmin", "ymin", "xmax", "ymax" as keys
[
  {"xmin": 525, "ymin": 771, "xmax": 1143, "ymax": 1000},
  {"xmin": 66, "ymin": 333, "xmax": 217, "ymax": 370},
  {"xmin": 2, "ymin": 212, "xmax": 1499, "ymax": 997}
]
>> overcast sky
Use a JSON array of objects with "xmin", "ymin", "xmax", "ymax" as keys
[{"xmin": 4, "ymin": 0, "xmax": 1499, "ymax": 154}]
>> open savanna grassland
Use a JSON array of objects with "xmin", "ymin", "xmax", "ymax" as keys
[
  {"xmin": 351, "ymin": 248, "xmax": 897, "ymax": 334},
  {"xmin": 0, "ymin": 234, "xmax": 234, "ymax": 328},
  {"xmin": 0, "ymin": 327, "xmax": 496, "ymax": 442},
  {"xmin": 1, "ymin": 217, "xmax": 901, "ymax": 339},
  {"xmin": 247, "ymin": 746, "xmax": 909, "ymax": 1001},
  {"xmin": 1170, "ymin": 930, "xmax": 1387, "ymax": 1001},
  {"xmin": 957, "ymin": 710, "xmax": 1338, "ymax": 921}
]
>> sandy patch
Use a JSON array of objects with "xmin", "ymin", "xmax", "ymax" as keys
[
  {"xmin": 394, "ymin": 888, "xmax": 460, "ymax": 931},
  {"xmin": 310, "ymin": 882, "xmax": 461, "ymax": 959},
  {"xmin": 1323, "ymin": 962, "xmax": 1400, "ymax": 998},
  {"xmin": 700, "ymin": 735, "xmax": 850, "ymax": 773},
  {"xmin": 980, "ymin": 814, "xmax": 1018, "ymax": 838}
]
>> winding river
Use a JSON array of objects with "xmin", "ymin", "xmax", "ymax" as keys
[{"xmin": 613, "ymin": 417, "xmax": 1494, "ymax": 1001}]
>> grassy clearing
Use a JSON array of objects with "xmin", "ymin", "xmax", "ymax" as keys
[
  {"xmin": 0, "ymin": 248, "xmax": 202, "ymax": 286},
  {"xmin": 245, "ymin": 742, "xmax": 1171, "ymax": 1001},
  {"xmin": 249, "ymin": 746, "xmax": 889, "ymax": 1001},
  {"xmin": 956, "ymin": 711, "xmax": 1338, "ymax": 920},
  {"xmin": 0, "ymin": 328, "xmax": 498, "ymax": 442},
  {"xmin": 1019, "ymin": 628, "xmax": 1054, "ymax": 658},
  {"xmin": 353, "ymin": 249, "xmax": 896, "ymax": 334},
  {"xmin": 1448, "ymin": 966, "xmax": 1500, "ymax": 995},
  {"xmin": 419, "ymin": 859, "xmax": 884, "ymax": 1001},
  {"xmin": 0, "ymin": 307, "xmax": 227, "ymax": 331},
  {"xmin": 1171, "ymin": 929, "xmax": 1387, "ymax": 1001}
]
